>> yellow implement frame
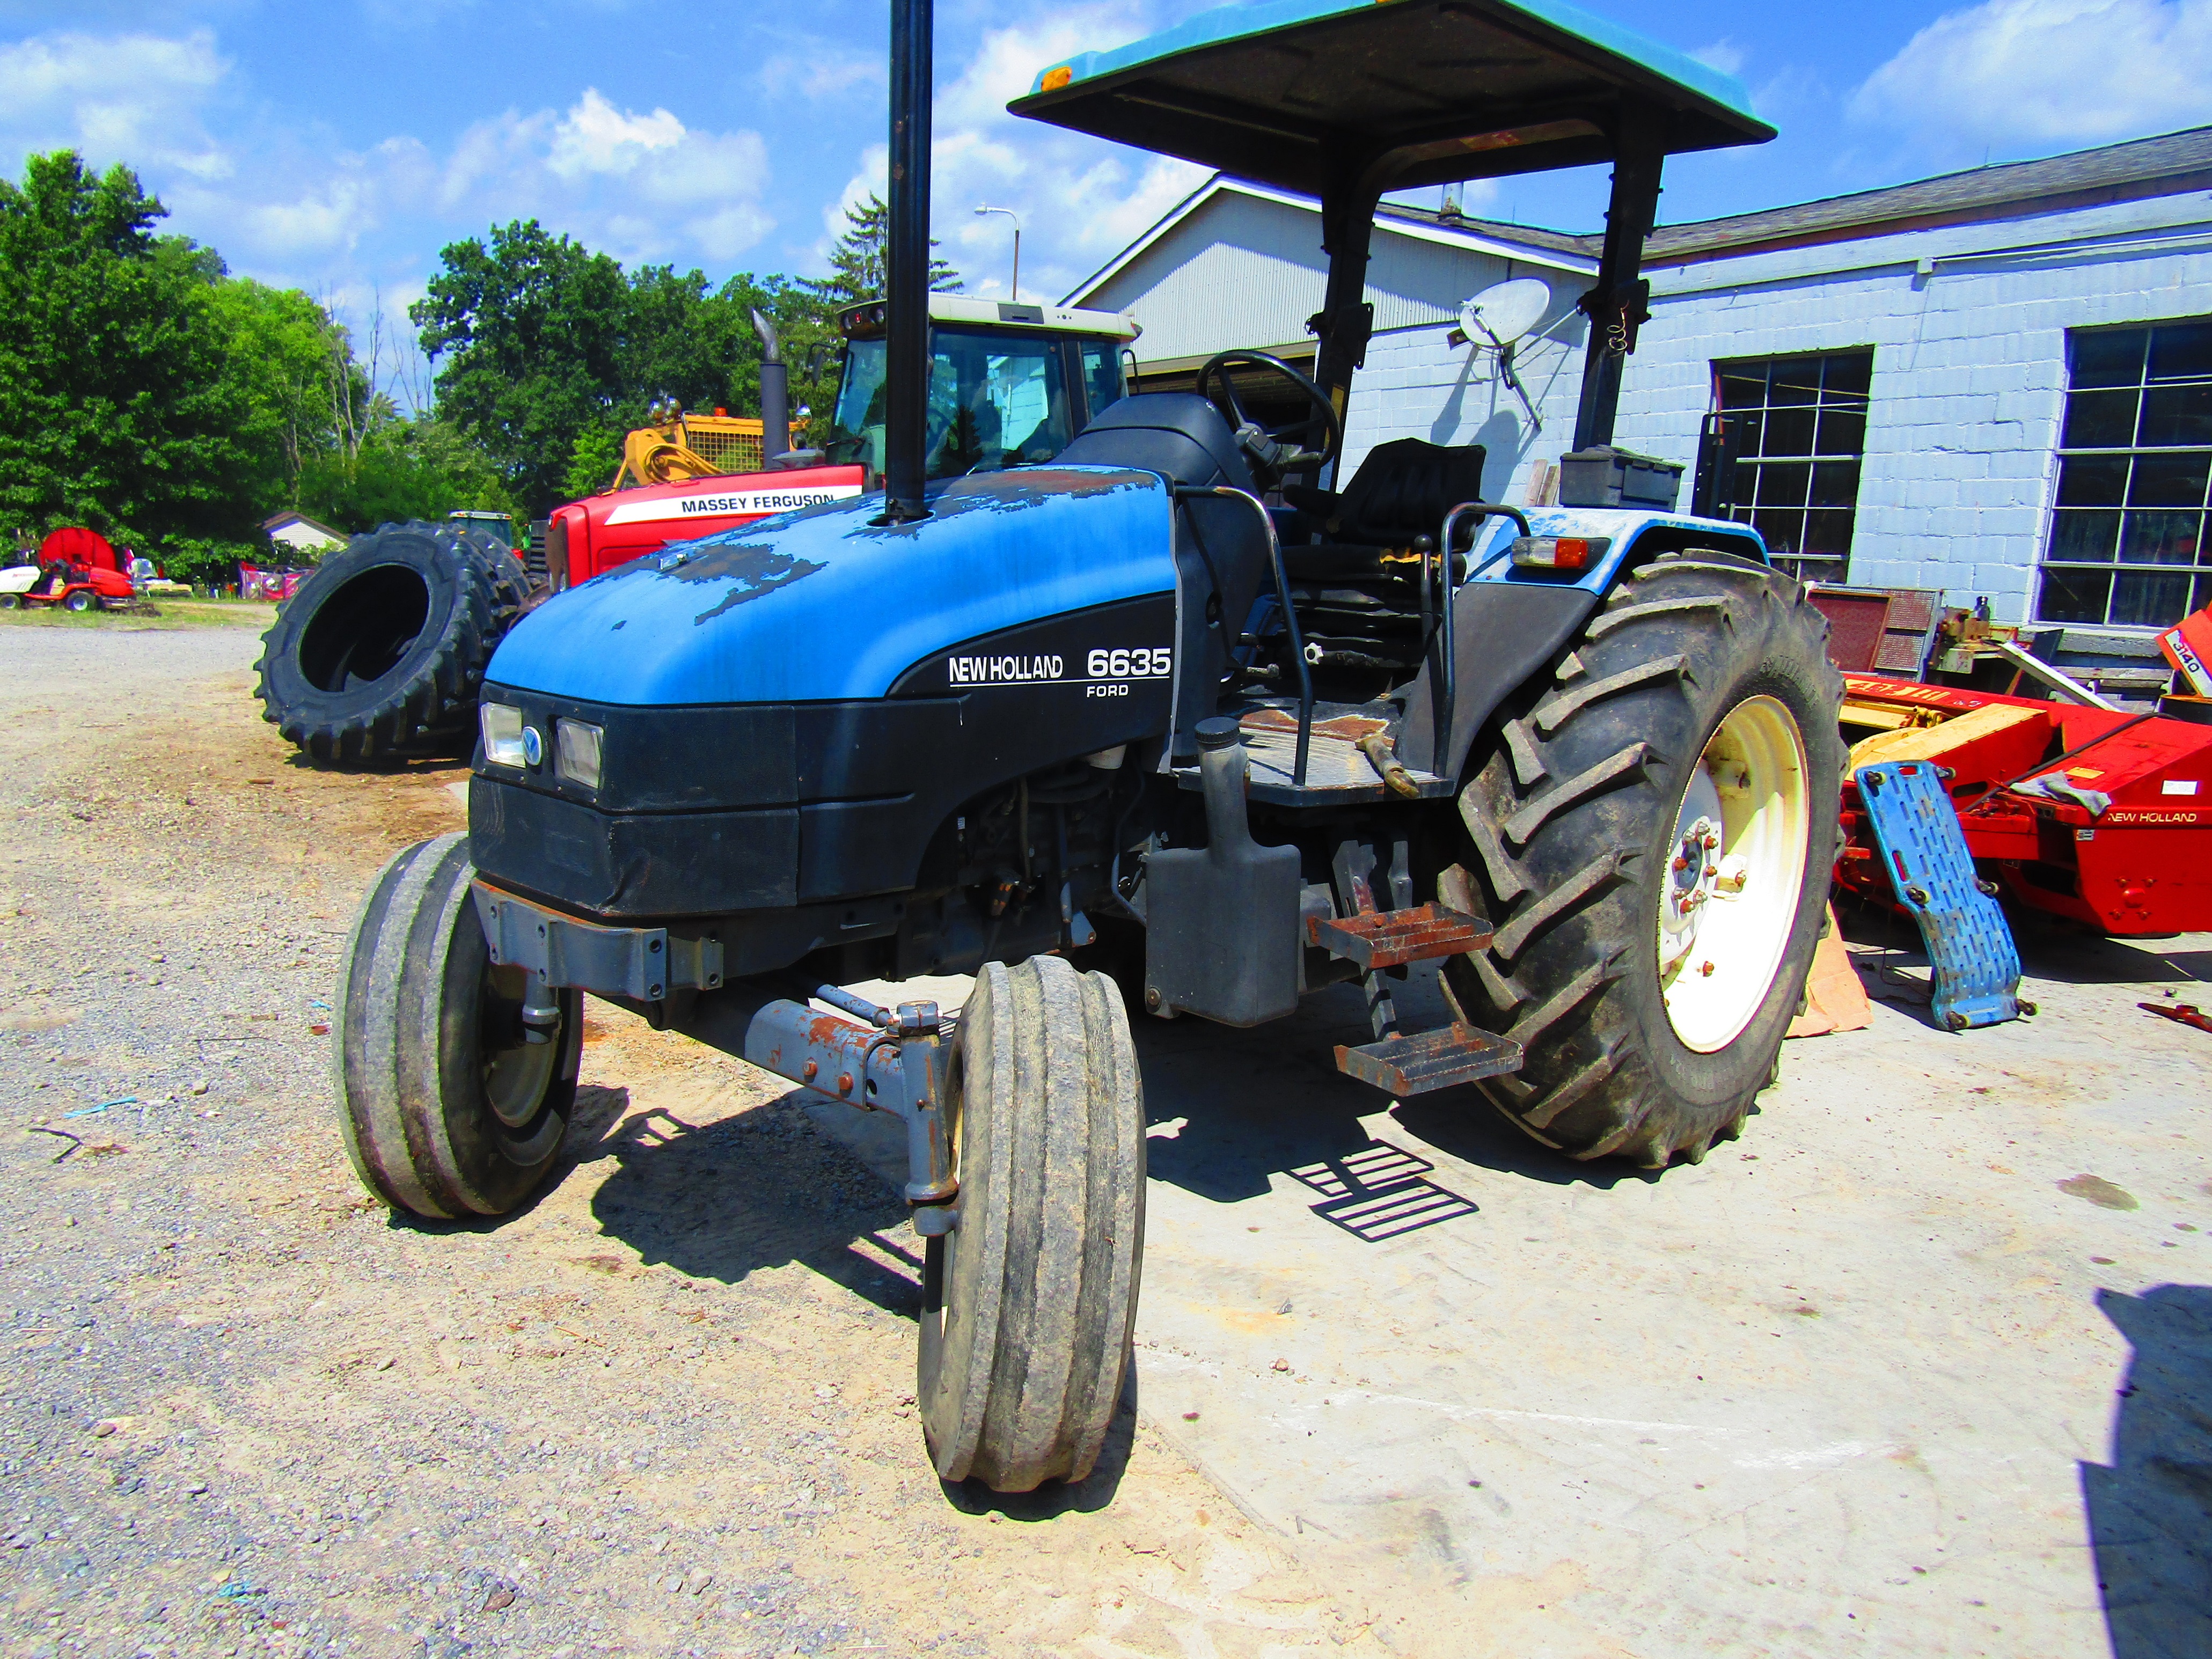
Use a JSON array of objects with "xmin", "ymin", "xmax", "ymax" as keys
[{"xmin": 611, "ymin": 414, "xmax": 804, "ymax": 490}]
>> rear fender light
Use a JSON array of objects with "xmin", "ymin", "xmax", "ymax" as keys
[{"xmin": 1510, "ymin": 534, "xmax": 1610, "ymax": 571}]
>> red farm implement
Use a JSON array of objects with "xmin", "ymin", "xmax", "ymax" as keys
[{"xmin": 1836, "ymin": 673, "xmax": 2212, "ymax": 936}]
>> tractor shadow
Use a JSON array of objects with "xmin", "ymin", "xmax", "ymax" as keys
[
  {"xmin": 577, "ymin": 1088, "xmax": 928, "ymax": 1319},
  {"xmin": 1134, "ymin": 966, "xmax": 1658, "ymax": 1203},
  {"xmin": 2079, "ymin": 1283, "xmax": 2212, "ymax": 1659}
]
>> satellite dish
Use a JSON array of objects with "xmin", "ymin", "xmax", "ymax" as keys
[{"xmin": 1457, "ymin": 277, "xmax": 1551, "ymax": 348}]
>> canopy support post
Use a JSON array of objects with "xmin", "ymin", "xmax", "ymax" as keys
[
  {"xmin": 882, "ymin": 0, "xmax": 934, "ymax": 523},
  {"xmin": 1572, "ymin": 100, "xmax": 1666, "ymax": 452},
  {"xmin": 1313, "ymin": 175, "xmax": 1380, "ymax": 487}
]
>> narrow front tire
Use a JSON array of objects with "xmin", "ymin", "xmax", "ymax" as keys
[
  {"xmin": 333, "ymin": 833, "xmax": 582, "ymax": 1218},
  {"xmin": 920, "ymin": 954, "xmax": 1146, "ymax": 1492}
]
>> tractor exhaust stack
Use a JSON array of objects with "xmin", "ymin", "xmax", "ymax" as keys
[
  {"xmin": 883, "ymin": 0, "xmax": 934, "ymax": 522},
  {"xmin": 752, "ymin": 309, "xmax": 789, "ymax": 465}
]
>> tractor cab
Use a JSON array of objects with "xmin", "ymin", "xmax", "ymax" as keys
[{"xmin": 825, "ymin": 293, "xmax": 1138, "ymax": 480}]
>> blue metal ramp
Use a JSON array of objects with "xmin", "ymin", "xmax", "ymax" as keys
[{"xmin": 1855, "ymin": 761, "xmax": 2025, "ymax": 1031}]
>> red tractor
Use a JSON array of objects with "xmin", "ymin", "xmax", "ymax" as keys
[{"xmin": 0, "ymin": 528, "xmax": 152, "ymax": 613}]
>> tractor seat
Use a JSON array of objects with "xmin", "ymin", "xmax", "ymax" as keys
[
  {"xmin": 1056, "ymin": 393, "xmax": 1256, "ymax": 493},
  {"xmin": 1283, "ymin": 437, "xmax": 1486, "ymax": 563}
]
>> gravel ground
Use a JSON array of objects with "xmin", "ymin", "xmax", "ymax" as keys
[{"xmin": 0, "ymin": 623, "xmax": 1434, "ymax": 1659}]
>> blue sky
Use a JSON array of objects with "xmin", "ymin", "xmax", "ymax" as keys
[{"xmin": 3, "ymin": 0, "xmax": 2207, "ymax": 359}]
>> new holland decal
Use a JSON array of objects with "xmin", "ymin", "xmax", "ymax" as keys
[{"xmin": 943, "ymin": 643, "xmax": 1171, "ymax": 695}]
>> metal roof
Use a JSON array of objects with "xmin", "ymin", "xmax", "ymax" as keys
[
  {"xmin": 1638, "ymin": 123, "xmax": 2212, "ymax": 266},
  {"xmin": 1009, "ymin": 0, "xmax": 1771, "ymax": 201}
]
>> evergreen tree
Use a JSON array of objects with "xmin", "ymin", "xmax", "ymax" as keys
[{"xmin": 805, "ymin": 193, "xmax": 960, "ymax": 306}]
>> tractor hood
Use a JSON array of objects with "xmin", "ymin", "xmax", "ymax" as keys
[{"xmin": 488, "ymin": 467, "xmax": 1175, "ymax": 706}]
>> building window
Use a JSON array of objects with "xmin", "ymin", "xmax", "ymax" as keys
[
  {"xmin": 2039, "ymin": 318, "xmax": 2212, "ymax": 629},
  {"xmin": 1712, "ymin": 350, "xmax": 1872, "ymax": 582}
]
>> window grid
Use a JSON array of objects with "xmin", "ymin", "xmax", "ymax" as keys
[
  {"xmin": 2038, "ymin": 318, "xmax": 2212, "ymax": 630},
  {"xmin": 1712, "ymin": 349, "xmax": 1873, "ymax": 583}
]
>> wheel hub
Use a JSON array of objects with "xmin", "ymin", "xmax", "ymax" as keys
[{"xmin": 1656, "ymin": 695, "xmax": 1812, "ymax": 1053}]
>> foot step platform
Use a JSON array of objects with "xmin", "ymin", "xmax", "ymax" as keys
[
  {"xmin": 1335, "ymin": 1024, "xmax": 1524, "ymax": 1096},
  {"xmin": 1308, "ymin": 904, "xmax": 1493, "ymax": 970}
]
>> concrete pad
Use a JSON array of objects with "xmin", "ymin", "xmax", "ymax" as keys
[{"xmin": 806, "ymin": 929, "xmax": 2212, "ymax": 1652}]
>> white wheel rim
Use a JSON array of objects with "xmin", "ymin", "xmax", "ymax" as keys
[{"xmin": 1657, "ymin": 694, "xmax": 1811, "ymax": 1054}]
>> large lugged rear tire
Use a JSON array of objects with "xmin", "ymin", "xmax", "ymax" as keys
[
  {"xmin": 920, "ymin": 954, "xmax": 1145, "ymax": 1492},
  {"xmin": 1442, "ymin": 550, "xmax": 1844, "ymax": 1168},
  {"xmin": 255, "ymin": 523, "xmax": 529, "ymax": 765},
  {"xmin": 334, "ymin": 833, "xmax": 582, "ymax": 1218}
]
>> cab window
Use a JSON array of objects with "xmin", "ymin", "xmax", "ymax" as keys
[
  {"xmin": 1079, "ymin": 340, "xmax": 1125, "ymax": 424},
  {"xmin": 830, "ymin": 327, "xmax": 1077, "ymax": 479}
]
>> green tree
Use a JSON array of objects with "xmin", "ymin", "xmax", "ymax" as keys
[
  {"xmin": 0, "ymin": 152, "xmax": 269, "ymax": 552},
  {"xmin": 297, "ymin": 417, "xmax": 515, "ymax": 532},
  {"xmin": 411, "ymin": 220, "xmax": 629, "ymax": 515},
  {"xmin": 804, "ymin": 192, "xmax": 961, "ymax": 306}
]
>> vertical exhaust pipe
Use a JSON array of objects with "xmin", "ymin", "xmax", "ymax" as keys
[
  {"xmin": 751, "ymin": 308, "xmax": 789, "ymax": 465},
  {"xmin": 882, "ymin": 0, "xmax": 933, "ymax": 522}
]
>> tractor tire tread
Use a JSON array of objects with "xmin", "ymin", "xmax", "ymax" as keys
[{"xmin": 1444, "ymin": 552, "xmax": 1844, "ymax": 1164}]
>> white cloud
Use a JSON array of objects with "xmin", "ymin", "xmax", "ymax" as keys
[
  {"xmin": 1850, "ymin": 0, "xmax": 2212, "ymax": 150},
  {"xmin": 1690, "ymin": 38, "xmax": 1747, "ymax": 76},
  {"xmin": 821, "ymin": 6, "xmax": 1207, "ymax": 300},
  {"xmin": 546, "ymin": 88, "xmax": 684, "ymax": 179},
  {"xmin": 0, "ymin": 27, "xmax": 776, "ymax": 274},
  {"xmin": 757, "ymin": 48, "xmax": 884, "ymax": 101},
  {"xmin": 0, "ymin": 27, "xmax": 231, "ymax": 181}
]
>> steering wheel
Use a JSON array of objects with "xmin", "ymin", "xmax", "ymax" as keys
[{"xmin": 1194, "ymin": 350, "xmax": 1343, "ymax": 486}]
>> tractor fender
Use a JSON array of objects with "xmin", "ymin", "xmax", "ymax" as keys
[
  {"xmin": 1397, "ymin": 510, "xmax": 1770, "ymax": 779},
  {"xmin": 1395, "ymin": 583, "xmax": 1599, "ymax": 780}
]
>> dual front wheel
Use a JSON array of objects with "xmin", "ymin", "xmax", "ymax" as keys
[{"xmin": 333, "ymin": 839, "xmax": 1145, "ymax": 1493}]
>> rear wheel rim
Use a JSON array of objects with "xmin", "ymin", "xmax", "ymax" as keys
[{"xmin": 1656, "ymin": 694, "xmax": 1811, "ymax": 1053}]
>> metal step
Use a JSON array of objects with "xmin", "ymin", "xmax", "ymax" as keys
[
  {"xmin": 1335, "ymin": 1024, "xmax": 1524, "ymax": 1096},
  {"xmin": 1308, "ymin": 903, "xmax": 1494, "ymax": 970}
]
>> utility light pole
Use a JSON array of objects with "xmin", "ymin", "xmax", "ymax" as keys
[{"xmin": 974, "ymin": 204, "xmax": 1021, "ymax": 302}]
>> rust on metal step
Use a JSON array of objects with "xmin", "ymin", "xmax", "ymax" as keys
[
  {"xmin": 1335, "ymin": 1024, "xmax": 1524, "ymax": 1096},
  {"xmin": 1307, "ymin": 903, "xmax": 1494, "ymax": 970}
]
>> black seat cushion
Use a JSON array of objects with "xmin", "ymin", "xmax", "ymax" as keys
[
  {"xmin": 1288, "ymin": 437, "xmax": 1485, "ymax": 546},
  {"xmin": 1056, "ymin": 393, "xmax": 1255, "ymax": 493}
]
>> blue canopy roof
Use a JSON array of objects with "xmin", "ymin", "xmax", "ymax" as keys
[{"xmin": 1010, "ymin": 0, "xmax": 1772, "ymax": 200}]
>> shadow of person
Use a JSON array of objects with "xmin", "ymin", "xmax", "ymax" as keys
[
  {"xmin": 582, "ymin": 1089, "xmax": 925, "ymax": 1320},
  {"xmin": 2080, "ymin": 1283, "xmax": 2212, "ymax": 1659}
]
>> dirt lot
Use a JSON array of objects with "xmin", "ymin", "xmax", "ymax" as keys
[
  {"xmin": 0, "ymin": 621, "xmax": 1449, "ymax": 1659},
  {"xmin": 3, "ymin": 618, "xmax": 2207, "ymax": 1659}
]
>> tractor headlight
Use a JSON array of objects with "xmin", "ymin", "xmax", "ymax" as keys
[
  {"xmin": 480, "ymin": 702, "xmax": 528, "ymax": 768},
  {"xmin": 555, "ymin": 718, "xmax": 604, "ymax": 790}
]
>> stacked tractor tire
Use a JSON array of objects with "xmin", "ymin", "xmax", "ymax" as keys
[{"xmin": 255, "ymin": 522, "xmax": 533, "ymax": 766}]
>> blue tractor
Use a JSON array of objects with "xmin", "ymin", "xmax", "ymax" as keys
[{"xmin": 334, "ymin": 0, "xmax": 1843, "ymax": 1493}]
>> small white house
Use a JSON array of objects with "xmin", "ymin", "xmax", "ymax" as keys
[
  {"xmin": 261, "ymin": 512, "xmax": 347, "ymax": 557},
  {"xmin": 1069, "ymin": 127, "xmax": 2212, "ymax": 662}
]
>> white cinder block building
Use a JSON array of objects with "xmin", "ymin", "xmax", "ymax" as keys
[{"xmin": 1070, "ymin": 127, "xmax": 2212, "ymax": 662}]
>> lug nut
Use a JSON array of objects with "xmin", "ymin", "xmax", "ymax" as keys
[
  {"xmin": 802, "ymin": 1060, "xmax": 817, "ymax": 1081},
  {"xmin": 837, "ymin": 1073, "xmax": 854, "ymax": 1095}
]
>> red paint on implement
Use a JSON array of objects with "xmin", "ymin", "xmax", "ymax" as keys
[{"xmin": 1838, "ymin": 674, "xmax": 2212, "ymax": 935}]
